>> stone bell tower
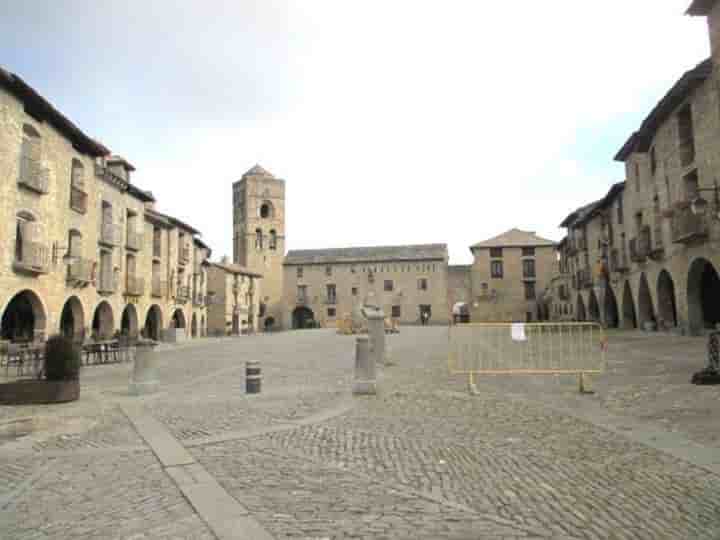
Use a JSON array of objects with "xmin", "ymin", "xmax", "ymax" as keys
[{"xmin": 232, "ymin": 165, "xmax": 285, "ymax": 330}]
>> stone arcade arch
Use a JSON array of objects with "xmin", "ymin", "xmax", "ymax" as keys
[
  {"xmin": 191, "ymin": 313, "xmax": 198, "ymax": 338},
  {"xmin": 121, "ymin": 304, "xmax": 139, "ymax": 338},
  {"xmin": 60, "ymin": 296, "xmax": 85, "ymax": 342},
  {"xmin": 576, "ymin": 294, "xmax": 587, "ymax": 322},
  {"xmin": 292, "ymin": 306, "xmax": 315, "ymax": 329},
  {"xmin": 1, "ymin": 289, "xmax": 46, "ymax": 342},
  {"xmin": 200, "ymin": 315, "xmax": 206, "ymax": 337},
  {"xmin": 603, "ymin": 286, "xmax": 619, "ymax": 329},
  {"xmin": 656, "ymin": 270, "xmax": 678, "ymax": 330},
  {"xmin": 687, "ymin": 258, "xmax": 720, "ymax": 335},
  {"xmin": 622, "ymin": 281, "xmax": 637, "ymax": 329},
  {"xmin": 588, "ymin": 290, "xmax": 601, "ymax": 322},
  {"xmin": 171, "ymin": 308, "xmax": 186, "ymax": 329},
  {"xmin": 92, "ymin": 301, "xmax": 114, "ymax": 339},
  {"xmin": 144, "ymin": 305, "xmax": 163, "ymax": 341},
  {"xmin": 637, "ymin": 273, "xmax": 656, "ymax": 330}
]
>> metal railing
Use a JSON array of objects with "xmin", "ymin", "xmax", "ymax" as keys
[
  {"xmin": 672, "ymin": 206, "xmax": 708, "ymax": 243},
  {"xmin": 126, "ymin": 231, "xmax": 143, "ymax": 251},
  {"xmin": 151, "ymin": 278, "xmax": 167, "ymax": 298},
  {"xmin": 125, "ymin": 276, "xmax": 145, "ymax": 296},
  {"xmin": 70, "ymin": 185, "xmax": 88, "ymax": 213},
  {"xmin": 448, "ymin": 322, "xmax": 606, "ymax": 393},
  {"xmin": 18, "ymin": 157, "xmax": 49, "ymax": 194},
  {"xmin": 67, "ymin": 258, "xmax": 94, "ymax": 283},
  {"xmin": 176, "ymin": 285, "xmax": 190, "ymax": 303},
  {"xmin": 99, "ymin": 222, "xmax": 121, "ymax": 247},
  {"xmin": 13, "ymin": 241, "xmax": 49, "ymax": 274}
]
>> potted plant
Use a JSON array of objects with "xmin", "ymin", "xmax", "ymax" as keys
[{"xmin": 43, "ymin": 335, "xmax": 81, "ymax": 402}]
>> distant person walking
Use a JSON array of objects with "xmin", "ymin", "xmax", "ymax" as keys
[{"xmin": 421, "ymin": 311, "xmax": 429, "ymax": 326}]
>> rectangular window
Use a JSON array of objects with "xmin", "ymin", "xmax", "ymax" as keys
[
  {"xmin": 325, "ymin": 265, "xmax": 332, "ymax": 277},
  {"xmin": 327, "ymin": 307, "xmax": 336, "ymax": 318},
  {"xmin": 521, "ymin": 247, "xmax": 535, "ymax": 257},
  {"xmin": 384, "ymin": 279, "xmax": 394, "ymax": 292},
  {"xmin": 490, "ymin": 260, "xmax": 503, "ymax": 278},
  {"xmin": 490, "ymin": 247, "xmax": 503, "ymax": 258},
  {"xmin": 524, "ymin": 281, "xmax": 536, "ymax": 300},
  {"xmin": 617, "ymin": 196, "xmax": 624, "ymax": 225},
  {"xmin": 326, "ymin": 284, "xmax": 336, "ymax": 304},
  {"xmin": 297, "ymin": 285, "xmax": 307, "ymax": 302},
  {"xmin": 417, "ymin": 278, "xmax": 428, "ymax": 291},
  {"xmin": 351, "ymin": 287, "xmax": 358, "ymax": 296},
  {"xmin": 391, "ymin": 305, "xmax": 401, "ymax": 318},
  {"xmin": 368, "ymin": 271, "xmax": 375, "ymax": 283},
  {"xmin": 522, "ymin": 259, "xmax": 536, "ymax": 278},
  {"xmin": 297, "ymin": 267, "xmax": 303, "ymax": 279}
]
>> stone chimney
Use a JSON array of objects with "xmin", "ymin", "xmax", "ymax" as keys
[
  {"xmin": 688, "ymin": 0, "xmax": 720, "ymax": 65},
  {"xmin": 106, "ymin": 155, "xmax": 136, "ymax": 183}
]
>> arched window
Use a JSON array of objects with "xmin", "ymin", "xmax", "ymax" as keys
[
  {"xmin": 19, "ymin": 125, "xmax": 47, "ymax": 193},
  {"xmin": 255, "ymin": 228, "xmax": 263, "ymax": 250},
  {"xmin": 269, "ymin": 230, "xmax": 277, "ymax": 250},
  {"xmin": 259, "ymin": 201, "xmax": 273, "ymax": 219}
]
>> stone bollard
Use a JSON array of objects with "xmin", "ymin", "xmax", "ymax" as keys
[
  {"xmin": 246, "ymin": 361, "xmax": 261, "ymax": 394},
  {"xmin": 353, "ymin": 336, "xmax": 376, "ymax": 395},
  {"xmin": 129, "ymin": 340, "xmax": 159, "ymax": 395},
  {"xmin": 362, "ymin": 306, "xmax": 388, "ymax": 366}
]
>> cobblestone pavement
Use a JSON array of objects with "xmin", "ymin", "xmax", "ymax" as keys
[{"xmin": 1, "ymin": 327, "xmax": 719, "ymax": 539}]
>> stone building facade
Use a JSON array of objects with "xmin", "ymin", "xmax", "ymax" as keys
[
  {"xmin": 232, "ymin": 165, "xmax": 284, "ymax": 331},
  {"xmin": 206, "ymin": 260, "xmax": 262, "ymax": 336},
  {"xmin": 467, "ymin": 229, "xmax": 557, "ymax": 322},
  {"xmin": 282, "ymin": 245, "xmax": 449, "ymax": 329},
  {"xmin": 0, "ymin": 66, "xmax": 211, "ymax": 344},
  {"xmin": 447, "ymin": 265, "xmax": 472, "ymax": 322}
]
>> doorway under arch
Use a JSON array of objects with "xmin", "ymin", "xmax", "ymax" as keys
[
  {"xmin": 603, "ymin": 286, "xmax": 619, "ymax": 328},
  {"xmin": 264, "ymin": 316, "xmax": 276, "ymax": 331},
  {"xmin": 92, "ymin": 301, "xmax": 115, "ymax": 339},
  {"xmin": 687, "ymin": 258, "xmax": 720, "ymax": 335},
  {"xmin": 576, "ymin": 294, "xmax": 586, "ymax": 321},
  {"xmin": 144, "ymin": 305, "xmax": 163, "ymax": 341},
  {"xmin": 292, "ymin": 306, "xmax": 315, "ymax": 329},
  {"xmin": 171, "ymin": 308, "xmax": 186, "ymax": 329},
  {"xmin": 60, "ymin": 296, "xmax": 85, "ymax": 342},
  {"xmin": 1, "ymin": 290, "xmax": 46, "ymax": 342},
  {"xmin": 622, "ymin": 281, "xmax": 637, "ymax": 329},
  {"xmin": 637, "ymin": 273, "xmax": 655, "ymax": 330},
  {"xmin": 121, "ymin": 304, "xmax": 139, "ymax": 338},
  {"xmin": 191, "ymin": 313, "xmax": 198, "ymax": 338},
  {"xmin": 656, "ymin": 270, "xmax": 678, "ymax": 330},
  {"xmin": 588, "ymin": 290, "xmax": 600, "ymax": 322}
]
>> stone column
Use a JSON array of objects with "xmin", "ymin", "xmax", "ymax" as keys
[
  {"xmin": 362, "ymin": 306, "xmax": 387, "ymax": 366},
  {"xmin": 129, "ymin": 340, "xmax": 159, "ymax": 395},
  {"xmin": 353, "ymin": 336, "xmax": 376, "ymax": 395}
]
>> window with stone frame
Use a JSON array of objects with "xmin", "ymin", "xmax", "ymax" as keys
[
  {"xmin": 384, "ymin": 279, "xmax": 394, "ymax": 292},
  {"xmin": 351, "ymin": 287, "xmax": 358, "ymax": 296},
  {"xmin": 417, "ymin": 277, "xmax": 428, "ymax": 291},
  {"xmin": 269, "ymin": 230, "xmax": 277, "ymax": 250},
  {"xmin": 490, "ymin": 260, "xmax": 503, "ymax": 279},
  {"xmin": 524, "ymin": 281, "xmax": 536, "ymax": 300},
  {"xmin": 490, "ymin": 247, "xmax": 503, "ymax": 258},
  {"xmin": 522, "ymin": 259, "xmax": 536, "ymax": 279},
  {"xmin": 325, "ymin": 265, "xmax": 332, "ymax": 277},
  {"xmin": 327, "ymin": 307, "xmax": 336, "ymax": 318},
  {"xmin": 521, "ymin": 247, "xmax": 535, "ymax": 257},
  {"xmin": 297, "ymin": 266, "xmax": 303, "ymax": 279},
  {"xmin": 391, "ymin": 305, "xmax": 401, "ymax": 318}
]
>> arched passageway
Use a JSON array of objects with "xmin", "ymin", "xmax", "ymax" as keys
[
  {"xmin": 60, "ymin": 296, "xmax": 85, "ymax": 342},
  {"xmin": 622, "ymin": 281, "xmax": 637, "ymax": 329},
  {"xmin": 588, "ymin": 290, "xmax": 601, "ymax": 322},
  {"xmin": 657, "ymin": 270, "xmax": 678, "ymax": 330},
  {"xmin": 1, "ymin": 290, "xmax": 46, "ymax": 342},
  {"xmin": 603, "ymin": 286, "xmax": 619, "ymax": 328},
  {"xmin": 92, "ymin": 301, "xmax": 114, "ymax": 339},
  {"xmin": 201, "ymin": 315, "xmax": 206, "ymax": 337},
  {"xmin": 292, "ymin": 306, "xmax": 315, "ymax": 329},
  {"xmin": 191, "ymin": 313, "xmax": 198, "ymax": 338},
  {"xmin": 576, "ymin": 295, "xmax": 587, "ymax": 322},
  {"xmin": 144, "ymin": 305, "xmax": 163, "ymax": 341},
  {"xmin": 121, "ymin": 304, "xmax": 139, "ymax": 338},
  {"xmin": 637, "ymin": 273, "xmax": 656, "ymax": 330},
  {"xmin": 171, "ymin": 309, "xmax": 186, "ymax": 329},
  {"xmin": 688, "ymin": 258, "xmax": 720, "ymax": 335}
]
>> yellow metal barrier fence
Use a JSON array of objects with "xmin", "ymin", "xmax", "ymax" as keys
[{"xmin": 448, "ymin": 322, "xmax": 606, "ymax": 393}]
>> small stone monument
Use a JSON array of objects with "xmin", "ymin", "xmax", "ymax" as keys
[
  {"xmin": 362, "ymin": 301, "xmax": 387, "ymax": 367},
  {"xmin": 353, "ymin": 336, "xmax": 376, "ymax": 395},
  {"xmin": 129, "ymin": 339, "xmax": 159, "ymax": 395}
]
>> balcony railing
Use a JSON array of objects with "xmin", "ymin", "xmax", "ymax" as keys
[
  {"xmin": 151, "ymin": 278, "xmax": 167, "ymax": 298},
  {"xmin": 125, "ymin": 276, "xmax": 145, "ymax": 296},
  {"xmin": 178, "ymin": 246, "xmax": 190, "ymax": 265},
  {"xmin": 99, "ymin": 222, "xmax": 121, "ymax": 247},
  {"xmin": 13, "ymin": 241, "xmax": 49, "ymax": 274},
  {"xmin": 97, "ymin": 273, "xmax": 118, "ymax": 294},
  {"xmin": 324, "ymin": 297, "xmax": 337, "ymax": 305},
  {"xmin": 176, "ymin": 285, "xmax": 190, "ymax": 303},
  {"xmin": 67, "ymin": 258, "xmax": 94, "ymax": 283},
  {"xmin": 672, "ymin": 206, "xmax": 708, "ymax": 244},
  {"xmin": 609, "ymin": 249, "xmax": 629, "ymax": 273},
  {"xmin": 629, "ymin": 236, "xmax": 648, "ymax": 263},
  {"xmin": 126, "ymin": 231, "xmax": 143, "ymax": 251},
  {"xmin": 18, "ymin": 157, "xmax": 49, "ymax": 194},
  {"xmin": 70, "ymin": 185, "xmax": 88, "ymax": 214},
  {"xmin": 193, "ymin": 292, "xmax": 205, "ymax": 306}
]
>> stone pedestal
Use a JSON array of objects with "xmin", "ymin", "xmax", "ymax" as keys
[
  {"xmin": 362, "ymin": 306, "xmax": 387, "ymax": 366},
  {"xmin": 129, "ymin": 340, "xmax": 159, "ymax": 395},
  {"xmin": 353, "ymin": 336, "xmax": 376, "ymax": 395}
]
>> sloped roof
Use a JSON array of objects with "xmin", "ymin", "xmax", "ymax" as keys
[
  {"xmin": 559, "ymin": 200, "xmax": 602, "ymax": 228},
  {"xmin": 243, "ymin": 164, "xmax": 274, "ymax": 178},
  {"xmin": 615, "ymin": 58, "xmax": 712, "ymax": 161},
  {"xmin": 0, "ymin": 66, "xmax": 110, "ymax": 157},
  {"xmin": 560, "ymin": 182, "xmax": 626, "ymax": 228},
  {"xmin": 470, "ymin": 229, "xmax": 555, "ymax": 249},
  {"xmin": 686, "ymin": 0, "xmax": 716, "ymax": 15},
  {"xmin": 210, "ymin": 261, "xmax": 263, "ymax": 278},
  {"xmin": 145, "ymin": 208, "xmax": 200, "ymax": 235},
  {"xmin": 284, "ymin": 244, "xmax": 448, "ymax": 265}
]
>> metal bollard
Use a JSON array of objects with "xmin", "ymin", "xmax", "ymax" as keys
[
  {"xmin": 353, "ymin": 336, "xmax": 376, "ymax": 395},
  {"xmin": 246, "ymin": 360, "xmax": 261, "ymax": 394}
]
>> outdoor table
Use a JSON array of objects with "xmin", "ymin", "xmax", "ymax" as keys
[{"xmin": 83, "ymin": 340, "xmax": 121, "ymax": 365}]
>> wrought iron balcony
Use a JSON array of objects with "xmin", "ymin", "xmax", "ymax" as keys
[
  {"xmin": 151, "ymin": 278, "xmax": 167, "ymax": 298},
  {"xmin": 99, "ymin": 222, "xmax": 121, "ymax": 247},
  {"xmin": 18, "ymin": 157, "xmax": 49, "ymax": 194},
  {"xmin": 672, "ymin": 206, "xmax": 708, "ymax": 244},
  {"xmin": 176, "ymin": 285, "xmax": 190, "ymax": 303},
  {"xmin": 67, "ymin": 258, "xmax": 94, "ymax": 283},
  {"xmin": 13, "ymin": 241, "xmax": 49, "ymax": 274},
  {"xmin": 97, "ymin": 273, "xmax": 118, "ymax": 294},
  {"xmin": 126, "ymin": 231, "xmax": 143, "ymax": 251},
  {"xmin": 125, "ymin": 276, "xmax": 145, "ymax": 296},
  {"xmin": 70, "ymin": 185, "xmax": 88, "ymax": 214}
]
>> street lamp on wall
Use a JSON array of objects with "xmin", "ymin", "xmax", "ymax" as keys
[{"xmin": 52, "ymin": 242, "xmax": 78, "ymax": 266}]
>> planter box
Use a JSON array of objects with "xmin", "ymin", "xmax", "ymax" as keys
[{"xmin": 0, "ymin": 379, "xmax": 79, "ymax": 405}]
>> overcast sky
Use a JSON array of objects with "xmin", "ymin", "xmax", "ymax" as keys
[{"xmin": 1, "ymin": 1, "xmax": 710, "ymax": 264}]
